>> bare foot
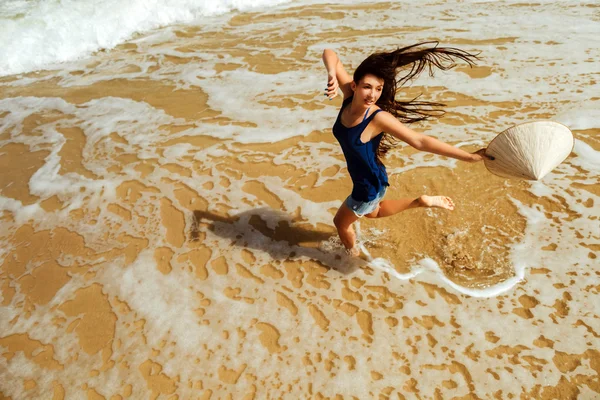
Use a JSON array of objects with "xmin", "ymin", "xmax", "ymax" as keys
[{"xmin": 419, "ymin": 195, "xmax": 455, "ymax": 210}]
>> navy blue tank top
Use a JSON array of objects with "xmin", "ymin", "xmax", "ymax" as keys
[{"xmin": 332, "ymin": 96, "xmax": 389, "ymax": 201}]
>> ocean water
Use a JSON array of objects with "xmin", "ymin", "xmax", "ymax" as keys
[
  {"xmin": 0, "ymin": 0, "xmax": 295, "ymax": 76},
  {"xmin": 0, "ymin": 0, "xmax": 599, "ymax": 398}
]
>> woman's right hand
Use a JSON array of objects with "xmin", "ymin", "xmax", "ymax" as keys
[
  {"xmin": 469, "ymin": 148, "xmax": 494, "ymax": 162},
  {"xmin": 325, "ymin": 74, "xmax": 339, "ymax": 100}
]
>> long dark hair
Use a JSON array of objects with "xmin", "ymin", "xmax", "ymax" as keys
[{"xmin": 353, "ymin": 41, "xmax": 480, "ymax": 162}]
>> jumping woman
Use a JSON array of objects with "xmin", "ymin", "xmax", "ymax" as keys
[{"xmin": 322, "ymin": 42, "xmax": 490, "ymax": 257}]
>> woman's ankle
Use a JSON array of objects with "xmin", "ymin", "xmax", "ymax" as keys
[{"xmin": 345, "ymin": 246, "xmax": 360, "ymax": 257}]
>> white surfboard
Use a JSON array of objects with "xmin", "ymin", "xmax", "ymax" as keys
[{"xmin": 484, "ymin": 121, "xmax": 574, "ymax": 180}]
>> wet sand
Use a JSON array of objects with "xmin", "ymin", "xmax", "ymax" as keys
[{"xmin": 1, "ymin": 1, "xmax": 599, "ymax": 399}]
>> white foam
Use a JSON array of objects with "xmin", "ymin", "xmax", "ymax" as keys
[
  {"xmin": 163, "ymin": 143, "xmax": 193, "ymax": 159},
  {"xmin": 0, "ymin": 0, "xmax": 292, "ymax": 77},
  {"xmin": 357, "ymin": 222, "xmax": 526, "ymax": 298},
  {"xmin": 98, "ymin": 250, "xmax": 213, "ymax": 351},
  {"xmin": 198, "ymin": 70, "xmax": 332, "ymax": 143},
  {"xmin": 572, "ymin": 139, "xmax": 600, "ymax": 173},
  {"xmin": 554, "ymin": 104, "xmax": 600, "ymax": 131},
  {"xmin": 0, "ymin": 195, "xmax": 42, "ymax": 224}
]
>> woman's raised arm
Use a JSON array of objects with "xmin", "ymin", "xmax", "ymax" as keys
[{"xmin": 322, "ymin": 49, "xmax": 353, "ymax": 100}]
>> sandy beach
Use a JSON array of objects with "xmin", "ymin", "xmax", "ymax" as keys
[{"xmin": 1, "ymin": 1, "xmax": 599, "ymax": 398}]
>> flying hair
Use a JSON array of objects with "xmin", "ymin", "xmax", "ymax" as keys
[{"xmin": 353, "ymin": 41, "xmax": 481, "ymax": 162}]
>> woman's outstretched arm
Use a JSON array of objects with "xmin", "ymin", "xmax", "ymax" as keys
[
  {"xmin": 322, "ymin": 49, "xmax": 353, "ymax": 99},
  {"xmin": 375, "ymin": 111, "xmax": 488, "ymax": 162}
]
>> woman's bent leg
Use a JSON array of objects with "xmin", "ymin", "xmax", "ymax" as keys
[
  {"xmin": 366, "ymin": 195, "xmax": 455, "ymax": 219},
  {"xmin": 369, "ymin": 198, "xmax": 420, "ymax": 218}
]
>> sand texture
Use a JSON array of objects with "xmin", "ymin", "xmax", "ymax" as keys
[{"xmin": 1, "ymin": 1, "xmax": 599, "ymax": 399}]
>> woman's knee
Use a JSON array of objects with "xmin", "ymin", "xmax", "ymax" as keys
[
  {"xmin": 333, "ymin": 215, "xmax": 347, "ymax": 231},
  {"xmin": 333, "ymin": 214, "xmax": 341, "ymax": 229},
  {"xmin": 334, "ymin": 214, "xmax": 352, "ymax": 231}
]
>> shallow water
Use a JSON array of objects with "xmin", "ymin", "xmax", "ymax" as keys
[{"xmin": 0, "ymin": 1, "xmax": 599, "ymax": 398}]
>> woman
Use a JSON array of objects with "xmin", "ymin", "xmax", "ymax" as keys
[{"xmin": 322, "ymin": 42, "xmax": 489, "ymax": 257}]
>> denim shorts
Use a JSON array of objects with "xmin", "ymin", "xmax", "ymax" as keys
[{"xmin": 345, "ymin": 187, "xmax": 387, "ymax": 217}]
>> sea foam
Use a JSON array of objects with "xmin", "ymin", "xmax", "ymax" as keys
[{"xmin": 0, "ymin": 0, "xmax": 291, "ymax": 77}]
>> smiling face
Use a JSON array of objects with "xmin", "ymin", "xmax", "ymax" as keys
[{"xmin": 352, "ymin": 74, "xmax": 384, "ymax": 107}]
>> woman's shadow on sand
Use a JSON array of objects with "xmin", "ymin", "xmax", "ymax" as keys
[{"xmin": 190, "ymin": 207, "xmax": 361, "ymax": 274}]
